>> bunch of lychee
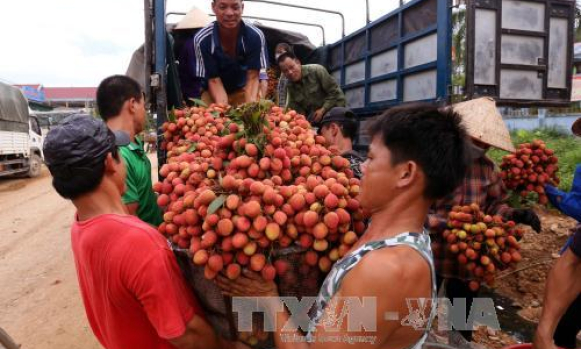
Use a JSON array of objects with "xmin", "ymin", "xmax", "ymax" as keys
[
  {"xmin": 443, "ymin": 204, "xmax": 523, "ymax": 291},
  {"xmin": 154, "ymin": 103, "xmax": 366, "ymax": 281},
  {"xmin": 500, "ymin": 139, "xmax": 559, "ymax": 205}
]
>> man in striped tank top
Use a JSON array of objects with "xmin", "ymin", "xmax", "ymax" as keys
[{"xmin": 217, "ymin": 105, "xmax": 470, "ymax": 349}]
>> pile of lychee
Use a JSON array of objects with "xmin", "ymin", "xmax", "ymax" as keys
[
  {"xmin": 500, "ymin": 139, "xmax": 559, "ymax": 205},
  {"xmin": 443, "ymin": 204, "xmax": 523, "ymax": 291},
  {"xmin": 153, "ymin": 102, "xmax": 365, "ymax": 281}
]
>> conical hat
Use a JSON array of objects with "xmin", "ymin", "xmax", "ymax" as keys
[
  {"xmin": 453, "ymin": 97, "xmax": 515, "ymax": 152},
  {"xmin": 175, "ymin": 7, "xmax": 212, "ymax": 30}
]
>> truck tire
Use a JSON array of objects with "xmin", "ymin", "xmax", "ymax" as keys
[{"xmin": 27, "ymin": 154, "xmax": 42, "ymax": 178}]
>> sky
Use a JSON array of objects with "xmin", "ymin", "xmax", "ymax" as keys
[{"xmin": 0, "ymin": 0, "xmax": 404, "ymax": 87}]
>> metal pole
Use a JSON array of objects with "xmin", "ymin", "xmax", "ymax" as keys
[
  {"xmin": 365, "ymin": 0, "xmax": 371, "ymax": 24},
  {"xmin": 153, "ymin": 0, "xmax": 167, "ymax": 169},
  {"xmin": 245, "ymin": 0, "xmax": 346, "ymax": 37},
  {"xmin": 143, "ymin": 0, "xmax": 152, "ymax": 100}
]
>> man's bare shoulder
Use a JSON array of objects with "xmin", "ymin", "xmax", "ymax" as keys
[{"xmin": 341, "ymin": 244, "xmax": 429, "ymax": 295}]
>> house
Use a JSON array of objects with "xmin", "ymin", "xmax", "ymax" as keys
[
  {"xmin": 43, "ymin": 87, "xmax": 97, "ymax": 108},
  {"xmin": 14, "ymin": 84, "xmax": 97, "ymax": 110}
]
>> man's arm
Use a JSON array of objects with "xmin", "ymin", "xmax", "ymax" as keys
[
  {"xmin": 245, "ymin": 69, "xmax": 260, "ymax": 103},
  {"xmin": 316, "ymin": 66, "xmax": 346, "ymax": 113},
  {"xmin": 243, "ymin": 24, "xmax": 268, "ymax": 104},
  {"xmin": 126, "ymin": 244, "xmax": 224, "ymax": 349},
  {"xmin": 207, "ymin": 78, "xmax": 229, "ymax": 105},
  {"xmin": 121, "ymin": 158, "xmax": 141, "ymax": 218},
  {"xmin": 169, "ymin": 315, "xmax": 227, "ymax": 349},
  {"xmin": 194, "ymin": 33, "xmax": 226, "ymax": 105},
  {"xmin": 533, "ymin": 246, "xmax": 581, "ymax": 349}
]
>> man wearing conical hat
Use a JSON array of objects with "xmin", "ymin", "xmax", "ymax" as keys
[
  {"xmin": 174, "ymin": 7, "xmax": 212, "ymax": 104},
  {"xmin": 427, "ymin": 98, "xmax": 541, "ymax": 347}
]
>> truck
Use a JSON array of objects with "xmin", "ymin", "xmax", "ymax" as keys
[
  {"xmin": 140, "ymin": 0, "xmax": 575, "ymax": 157},
  {"xmin": 0, "ymin": 81, "xmax": 44, "ymax": 178}
]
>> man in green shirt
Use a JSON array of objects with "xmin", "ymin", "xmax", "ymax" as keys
[
  {"xmin": 96, "ymin": 75, "xmax": 163, "ymax": 227},
  {"xmin": 277, "ymin": 51, "xmax": 346, "ymax": 125}
]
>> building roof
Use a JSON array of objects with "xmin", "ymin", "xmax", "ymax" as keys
[
  {"xmin": 44, "ymin": 87, "xmax": 97, "ymax": 101},
  {"xmin": 14, "ymin": 84, "xmax": 43, "ymax": 90}
]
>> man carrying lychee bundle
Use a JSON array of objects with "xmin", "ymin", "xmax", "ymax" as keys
[
  {"xmin": 426, "ymin": 98, "xmax": 542, "ymax": 347},
  {"xmin": 217, "ymin": 104, "xmax": 470, "ymax": 349},
  {"xmin": 42, "ymin": 115, "xmax": 243, "ymax": 349}
]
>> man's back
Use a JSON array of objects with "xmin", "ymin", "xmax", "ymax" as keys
[
  {"xmin": 119, "ymin": 139, "xmax": 163, "ymax": 226},
  {"xmin": 71, "ymin": 214, "xmax": 198, "ymax": 349}
]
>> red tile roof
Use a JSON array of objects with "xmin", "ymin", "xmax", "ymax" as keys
[{"xmin": 44, "ymin": 87, "xmax": 97, "ymax": 100}]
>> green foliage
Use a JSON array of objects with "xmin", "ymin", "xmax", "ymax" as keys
[
  {"xmin": 489, "ymin": 127, "xmax": 581, "ymax": 194},
  {"xmin": 226, "ymin": 101, "xmax": 274, "ymax": 155}
]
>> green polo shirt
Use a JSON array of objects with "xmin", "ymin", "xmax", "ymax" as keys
[
  {"xmin": 286, "ymin": 64, "xmax": 346, "ymax": 116},
  {"xmin": 119, "ymin": 137, "xmax": 163, "ymax": 227}
]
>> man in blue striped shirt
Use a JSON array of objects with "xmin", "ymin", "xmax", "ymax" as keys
[{"xmin": 194, "ymin": 0, "xmax": 268, "ymax": 106}]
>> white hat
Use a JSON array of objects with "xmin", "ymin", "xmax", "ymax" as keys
[
  {"xmin": 453, "ymin": 97, "xmax": 515, "ymax": 153},
  {"xmin": 175, "ymin": 7, "xmax": 212, "ymax": 30}
]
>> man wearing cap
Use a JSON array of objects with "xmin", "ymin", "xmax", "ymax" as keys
[
  {"xmin": 319, "ymin": 107, "xmax": 365, "ymax": 178},
  {"xmin": 194, "ymin": 0, "xmax": 268, "ymax": 106},
  {"xmin": 277, "ymin": 51, "xmax": 346, "ymax": 125},
  {"xmin": 534, "ymin": 119, "xmax": 581, "ymax": 349},
  {"xmin": 96, "ymin": 75, "xmax": 162, "ymax": 227},
  {"xmin": 427, "ymin": 98, "xmax": 541, "ymax": 346},
  {"xmin": 42, "ymin": 115, "xmax": 236, "ymax": 349}
]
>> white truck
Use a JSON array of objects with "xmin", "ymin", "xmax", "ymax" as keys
[{"xmin": 0, "ymin": 82, "xmax": 44, "ymax": 178}]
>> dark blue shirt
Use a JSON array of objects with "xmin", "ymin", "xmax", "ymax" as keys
[
  {"xmin": 178, "ymin": 35, "xmax": 202, "ymax": 100},
  {"xmin": 572, "ymin": 227, "xmax": 581, "ymax": 258},
  {"xmin": 194, "ymin": 21, "xmax": 268, "ymax": 93}
]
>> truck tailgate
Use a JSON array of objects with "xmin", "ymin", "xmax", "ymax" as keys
[{"xmin": 0, "ymin": 131, "xmax": 28, "ymax": 156}]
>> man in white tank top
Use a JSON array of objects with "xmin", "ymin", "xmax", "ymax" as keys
[{"xmin": 217, "ymin": 104, "xmax": 470, "ymax": 349}]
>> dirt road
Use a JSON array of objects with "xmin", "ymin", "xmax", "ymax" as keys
[
  {"xmin": 0, "ymin": 166, "xmax": 100, "ymax": 349},
  {"xmin": 0, "ymin": 155, "xmax": 160, "ymax": 349}
]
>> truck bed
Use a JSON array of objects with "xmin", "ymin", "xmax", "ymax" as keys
[{"xmin": 0, "ymin": 131, "xmax": 29, "ymax": 156}]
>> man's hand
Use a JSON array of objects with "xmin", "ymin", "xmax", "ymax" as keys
[
  {"xmin": 511, "ymin": 208, "xmax": 541, "ymax": 233},
  {"xmin": 215, "ymin": 269, "xmax": 278, "ymax": 297},
  {"xmin": 313, "ymin": 108, "xmax": 326, "ymax": 123}
]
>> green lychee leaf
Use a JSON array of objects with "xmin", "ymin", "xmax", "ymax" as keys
[{"xmin": 208, "ymin": 194, "xmax": 227, "ymax": 215}]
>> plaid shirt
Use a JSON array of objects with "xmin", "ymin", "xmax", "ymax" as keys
[{"xmin": 427, "ymin": 155, "xmax": 514, "ymax": 280}]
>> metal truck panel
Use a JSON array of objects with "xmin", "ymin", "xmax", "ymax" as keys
[
  {"xmin": 0, "ymin": 131, "xmax": 29, "ymax": 156},
  {"xmin": 466, "ymin": 0, "xmax": 575, "ymax": 106}
]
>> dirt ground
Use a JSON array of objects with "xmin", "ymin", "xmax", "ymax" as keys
[
  {"xmin": 0, "ymin": 166, "xmax": 100, "ymax": 349},
  {"xmin": 0, "ymin": 154, "xmax": 160, "ymax": 349},
  {"xmin": 0, "ymin": 155, "xmax": 578, "ymax": 349},
  {"xmin": 472, "ymin": 206, "xmax": 579, "ymax": 349}
]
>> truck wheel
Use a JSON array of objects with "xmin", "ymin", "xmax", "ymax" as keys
[{"xmin": 27, "ymin": 154, "xmax": 42, "ymax": 178}]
